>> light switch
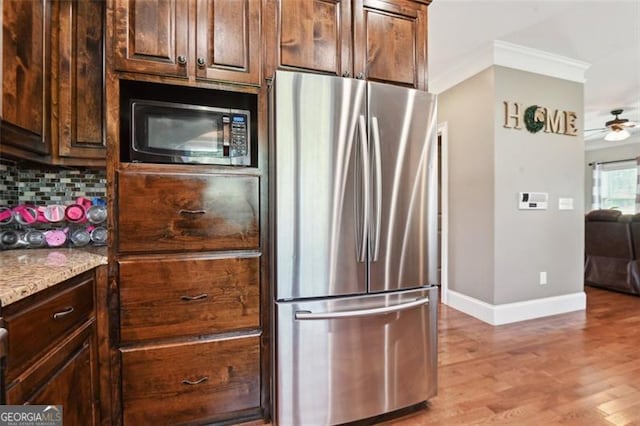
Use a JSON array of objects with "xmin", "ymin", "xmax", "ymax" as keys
[{"xmin": 558, "ymin": 198, "xmax": 574, "ymax": 210}]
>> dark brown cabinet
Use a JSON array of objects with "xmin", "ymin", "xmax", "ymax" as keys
[
  {"xmin": 113, "ymin": 0, "xmax": 189, "ymax": 77},
  {"xmin": 353, "ymin": 0, "xmax": 427, "ymax": 89},
  {"xmin": 55, "ymin": 0, "xmax": 105, "ymax": 159},
  {"xmin": 113, "ymin": 167, "xmax": 264, "ymax": 425},
  {"xmin": 20, "ymin": 327, "xmax": 99, "ymax": 426},
  {"xmin": 1, "ymin": 0, "xmax": 105, "ymax": 165},
  {"xmin": 271, "ymin": 0, "xmax": 429, "ymax": 89},
  {"xmin": 117, "ymin": 172, "xmax": 260, "ymax": 253},
  {"xmin": 1, "ymin": 0, "xmax": 51, "ymax": 155},
  {"xmin": 118, "ymin": 254, "xmax": 260, "ymax": 343},
  {"xmin": 195, "ymin": 0, "xmax": 262, "ymax": 85},
  {"xmin": 120, "ymin": 336, "xmax": 260, "ymax": 425},
  {"xmin": 114, "ymin": 0, "xmax": 262, "ymax": 86},
  {"xmin": 3, "ymin": 270, "xmax": 103, "ymax": 426},
  {"xmin": 277, "ymin": 0, "xmax": 352, "ymax": 77}
]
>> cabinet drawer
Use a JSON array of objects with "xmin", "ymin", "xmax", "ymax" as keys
[
  {"xmin": 117, "ymin": 172, "xmax": 260, "ymax": 253},
  {"xmin": 121, "ymin": 335, "xmax": 261, "ymax": 425},
  {"xmin": 5, "ymin": 276, "xmax": 94, "ymax": 382},
  {"xmin": 119, "ymin": 254, "xmax": 260, "ymax": 342}
]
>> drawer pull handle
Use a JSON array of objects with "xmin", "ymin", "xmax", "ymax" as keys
[
  {"xmin": 53, "ymin": 307, "xmax": 74, "ymax": 320},
  {"xmin": 180, "ymin": 294, "xmax": 208, "ymax": 301},
  {"xmin": 179, "ymin": 209, "xmax": 206, "ymax": 215},
  {"xmin": 182, "ymin": 376, "xmax": 208, "ymax": 386}
]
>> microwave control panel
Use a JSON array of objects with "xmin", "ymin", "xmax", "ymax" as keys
[{"xmin": 223, "ymin": 114, "xmax": 249, "ymax": 158}]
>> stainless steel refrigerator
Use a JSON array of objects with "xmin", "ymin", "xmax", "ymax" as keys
[{"xmin": 271, "ymin": 70, "xmax": 438, "ymax": 425}]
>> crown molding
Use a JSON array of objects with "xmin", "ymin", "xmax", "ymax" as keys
[{"xmin": 430, "ymin": 40, "xmax": 591, "ymax": 94}]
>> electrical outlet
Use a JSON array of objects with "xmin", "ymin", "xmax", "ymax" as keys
[{"xmin": 539, "ymin": 271, "xmax": 547, "ymax": 285}]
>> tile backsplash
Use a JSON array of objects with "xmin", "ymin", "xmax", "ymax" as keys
[{"xmin": 0, "ymin": 160, "xmax": 106, "ymax": 207}]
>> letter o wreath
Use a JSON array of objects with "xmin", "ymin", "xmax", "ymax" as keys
[{"xmin": 524, "ymin": 105, "xmax": 544, "ymax": 133}]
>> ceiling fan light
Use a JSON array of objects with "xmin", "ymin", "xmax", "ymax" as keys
[{"xmin": 604, "ymin": 128, "xmax": 631, "ymax": 141}]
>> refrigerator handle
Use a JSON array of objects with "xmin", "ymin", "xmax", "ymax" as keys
[
  {"xmin": 295, "ymin": 297, "xmax": 429, "ymax": 320},
  {"xmin": 357, "ymin": 114, "xmax": 370, "ymax": 263},
  {"xmin": 371, "ymin": 116, "xmax": 382, "ymax": 262}
]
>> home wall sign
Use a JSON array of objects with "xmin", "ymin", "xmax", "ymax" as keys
[{"xmin": 503, "ymin": 101, "xmax": 578, "ymax": 136}]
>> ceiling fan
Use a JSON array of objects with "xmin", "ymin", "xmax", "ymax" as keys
[{"xmin": 585, "ymin": 109, "xmax": 637, "ymax": 141}]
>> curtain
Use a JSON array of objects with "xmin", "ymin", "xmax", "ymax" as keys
[
  {"xmin": 636, "ymin": 156, "xmax": 640, "ymax": 213},
  {"xmin": 592, "ymin": 162, "xmax": 602, "ymax": 210}
]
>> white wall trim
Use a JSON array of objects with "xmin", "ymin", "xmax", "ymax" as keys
[
  {"xmin": 430, "ymin": 40, "xmax": 590, "ymax": 94},
  {"xmin": 437, "ymin": 121, "xmax": 449, "ymax": 304},
  {"xmin": 446, "ymin": 290, "xmax": 586, "ymax": 325},
  {"xmin": 493, "ymin": 40, "xmax": 590, "ymax": 83}
]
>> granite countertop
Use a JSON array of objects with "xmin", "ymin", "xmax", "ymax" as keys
[{"xmin": 0, "ymin": 248, "xmax": 108, "ymax": 307}]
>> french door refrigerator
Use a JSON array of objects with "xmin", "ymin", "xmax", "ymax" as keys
[{"xmin": 271, "ymin": 70, "xmax": 438, "ymax": 425}]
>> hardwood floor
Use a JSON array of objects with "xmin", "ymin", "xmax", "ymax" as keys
[{"xmin": 383, "ymin": 286, "xmax": 640, "ymax": 425}]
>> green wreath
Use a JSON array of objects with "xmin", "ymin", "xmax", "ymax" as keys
[{"xmin": 524, "ymin": 105, "xmax": 544, "ymax": 133}]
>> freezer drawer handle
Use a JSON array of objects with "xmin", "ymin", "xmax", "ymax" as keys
[
  {"xmin": 180, "ymin": 294, "xmax": 208, "ymax": 301},
  {"xmin": 182, "ymin": 376, "xmax": 209, "ymax": 386},
  {"xmin": 294, "ymin": 297, "xmax": 429, "ymax": 320}
]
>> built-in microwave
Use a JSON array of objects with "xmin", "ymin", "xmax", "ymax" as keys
[{"xmin": 120, "ymin": 80, "xmax": 256, "ymax": 166}]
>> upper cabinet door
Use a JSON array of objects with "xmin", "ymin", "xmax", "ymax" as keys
[
  {"xmin": 113, "ymin": 0, "xmax": 189, "ymax": 77},
  {"xmin": 56, "ymin": 0, "xmax": 105, "ymax": 159},
  {"xmin": 195, "ymin": 0, "xmax": 262, "ymax": 85},
  {"xmin": 277, "ymin": 0, "xmax": 352, "ymax": 77},
  {"xmin": 353, "ymin": 0, "xmax": 428, "ymax": 90},
  {"xmin": 1, "ymin": 0, "xmax": 51, "ymax": 155}
]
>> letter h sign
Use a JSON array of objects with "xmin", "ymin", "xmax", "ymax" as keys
[{"xmin": 503, "ymin": 101, "xmax": 523, "ymax": 129}]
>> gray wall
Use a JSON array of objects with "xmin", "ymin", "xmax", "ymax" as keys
[
  {"xmin": 493, "ymin": 66, "xmax": 584, "ymax": 304},
  {"xmin": 584, "ymin": 143, "xmax": 640, "ymax": 211},
  {"xmin": 440, "ymin": 65, "xmax": 584, "ymax": 306},
  {"xmin": 439, "ymin": 68, "xmax": 496, "ymax": 303}
]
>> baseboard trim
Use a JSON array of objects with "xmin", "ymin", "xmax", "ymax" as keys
[{"xmin": 445, "ymin": 290, "xmax": 586, "ymax": 325}]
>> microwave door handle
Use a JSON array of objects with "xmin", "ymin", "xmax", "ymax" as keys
[{"xmin": 222, "ymin": 116, "xmax": 231, "ymax": 157}]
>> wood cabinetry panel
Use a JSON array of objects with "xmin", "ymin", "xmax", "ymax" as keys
[
  {"xmin": 121, "ymin": 336, "xmax": 260, "ymax": 425},
  {"xmin": 212, "ymin": 0, "xmax": 246, "ymax": 69},
  {"xmin": 365, "ymin": 9, "xmax": 415, "ymax": 85},
  {"xmin": 1, "ymin": 0, "xmax": 50, "ymax": 154},
  {"xmin": 5, "ymin": 277, "xmax": 94, "ymax": 383},
  {"xmin": 117, "ymin": 172, "xmax": 260, "ymax": 253},
  {"xmin": 354, "ymin": 0, "xmax": 427, "ymax": 89},
  {"xmin": 278, "ymin": 0, "xmax": 351, "ymax": 75},
  {"xmin": 196, "ymin": 0, "xmax": 261, "ymax": 85},
  {"xmin": 27, "ymin": 339, "xmax": 97, "ymax": 426},
  {"xmin": 132, "ymin": 0, "xmax": 172, "ymax": 58},
  {"xmin": 119, "ymin": 255, "xmax": 260, "ymax": 342},
  {"xmin": 114, "ymin": 0, "xmax": 189, "ymax": 76},
  {"xmin": 56, "ymin": 0, "xmax": 105, "ymax": 158}
]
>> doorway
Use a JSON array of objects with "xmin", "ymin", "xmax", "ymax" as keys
[{"xmin": 437, "ymin": 122, "xmax": 449, "ymax": 304}]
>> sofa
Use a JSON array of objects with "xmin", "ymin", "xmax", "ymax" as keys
[{"xmin": 584, "ymin": 209, "xmax": 640, "ymax": 295}]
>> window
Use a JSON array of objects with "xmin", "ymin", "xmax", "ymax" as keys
[{"xmin": 596, "ymin": 161, "xmax": 637, "ymax": 214}]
